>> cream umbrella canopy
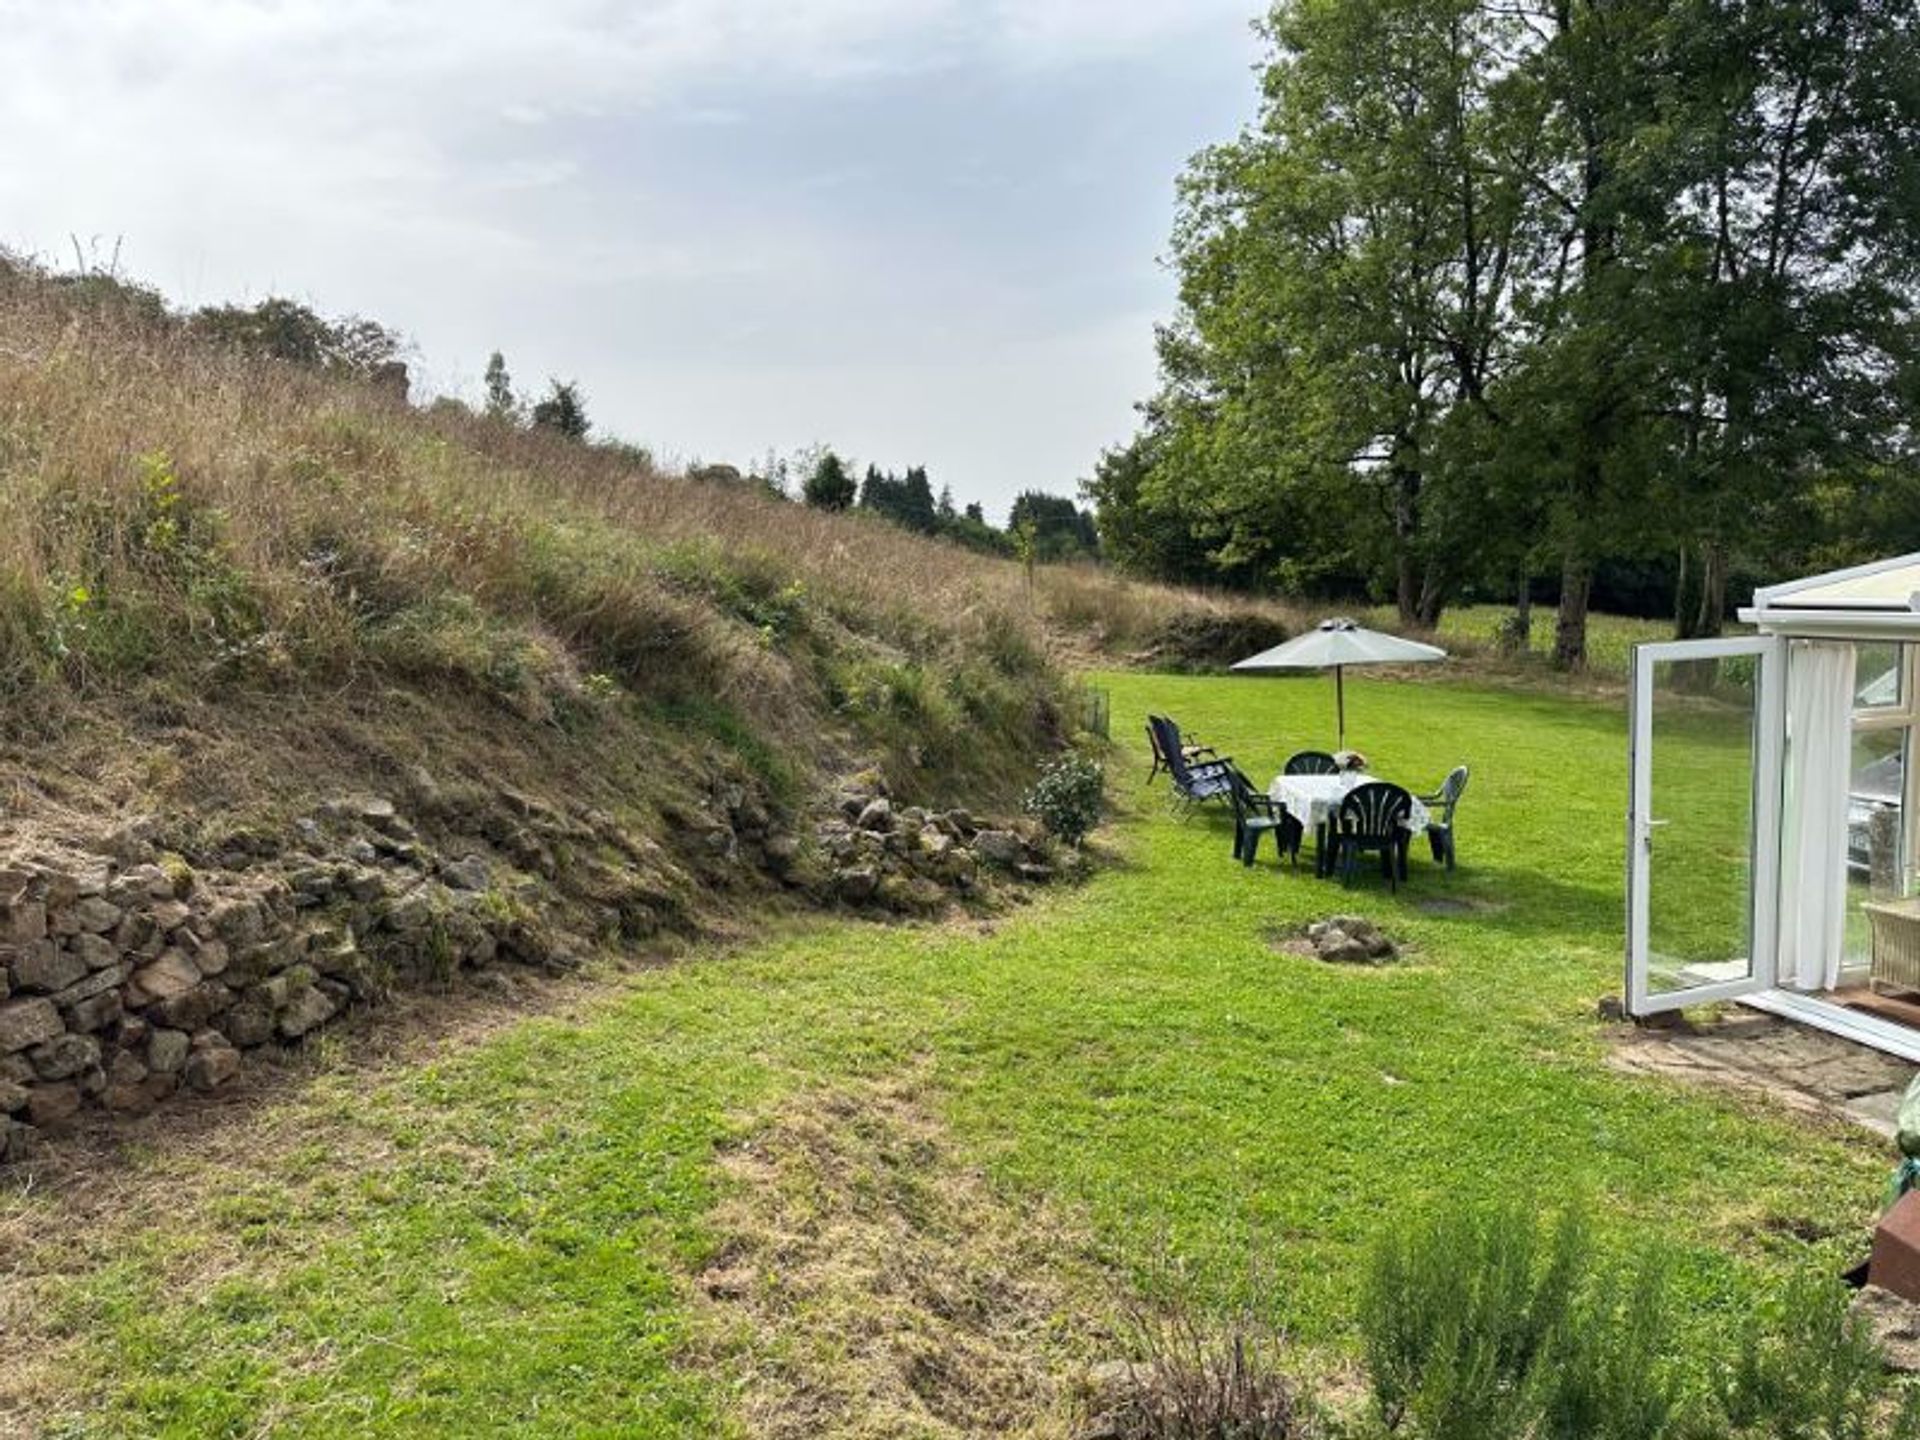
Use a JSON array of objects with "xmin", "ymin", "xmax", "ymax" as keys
[{"xmin": 1231, "ymin": 617, "xmax": 1447, "ymax": 749}]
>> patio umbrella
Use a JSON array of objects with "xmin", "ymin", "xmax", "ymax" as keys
[{"xmin": 1231, "ymin": 617, "xmax": 1446, "ymax": 750}]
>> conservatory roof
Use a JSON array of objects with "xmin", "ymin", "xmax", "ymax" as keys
[{"xmin": 1742, "ymin": 553, "xmax": 1920, "ymax": 635}]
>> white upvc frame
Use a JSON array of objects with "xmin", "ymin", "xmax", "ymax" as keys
[
  {"xmin": 1847, "ymin": 642, "xmax": 1920, "ymax": 919},
  {"xmin": 1626, "ymin": 635, "xmax": 1787, "ymax": 1016},
  {"xmin": 1749, "ymin": 550, "xmax": 1920, "ymax": 615}
]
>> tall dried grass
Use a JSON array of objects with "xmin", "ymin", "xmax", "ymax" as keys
[{"xmin": 0, "ymin": 257, "xmax": 1297, "ymax": 817}]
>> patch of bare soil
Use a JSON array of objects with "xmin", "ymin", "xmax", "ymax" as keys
[{"xmin": 692, "ymin": 1065, "xmax": 1113, "ymax": 1439}]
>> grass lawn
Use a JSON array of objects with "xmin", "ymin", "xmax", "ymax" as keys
[
  {"xmin": 1356, "ymin": 602, "xmax": 1741, "ymax": 680},
  {"xmin": 2, "ymin": 671, "xmax": 1895, "ymax": 1437}
]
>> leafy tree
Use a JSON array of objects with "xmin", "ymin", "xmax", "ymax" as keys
[
  {"xmin": 530, "ymin": 380, "xmax": 590, "ymax": 441},
  {"xmin": 1008, "ymin": 491, "xmax": 1099, "ymax": 563},
  {"xmin": 483, "ymin": 351, "xmax": 517, "ymax": 423},
  {"xmin": 802, "ymin": 449, "xmax": 856, "ymax": 511},
  {"xmin": 189, "ymin": 298, "xmax": 403, "ymax": 382},
  {"xmin": 1097, "ymin": 0, "xmax": 1920, "ymax": 663}
]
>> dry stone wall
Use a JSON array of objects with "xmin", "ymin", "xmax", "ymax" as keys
[
  {"xmin": 0, "ymin": 770, "xmax": 1063, "ymax": 1163},
  {"xmin": 0, "ymin": 789, "xmax": 609, "ymax": 1163}
]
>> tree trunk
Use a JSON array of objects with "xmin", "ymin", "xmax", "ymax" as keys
[
  {"xmin": 1416, "ymin": 558, "xmax": 1448, "ymax": 630},
  {"xmin": 1554, "ymin": 551, "xmax": 1592, "ymax": 671},
  {"xmin": 1391, "ymin": 451, "xmax": 1422, "ymax": 627},
  {"xmin": 1395, "ymin": 549, "xmax": 1420, "ymax": 628},
  {"xmin": 1511, "ymin": 570, "xmax": 1533, "ymax": 651},
  {"xmin": 1693, "ymin": 541, "xmax": 1727, "ymax": 638},
  {"xmin": 1672, "ymin": 545, "xmax": 1698, "ymax": 638}
]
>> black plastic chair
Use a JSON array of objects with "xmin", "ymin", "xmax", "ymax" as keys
[
  {"xmin": 1331, "ymin": 781, "xmax": 1413, "ymax": 891},
  {"xmin": 1284, "ymin": 750, "xmax": 1340, "ymax": 776},
  {"xmin": 1226, "ymin": 768, "xmax": 1302, "ymax": 867},
  {"xmin": 1150, "ymin": 717, "xmax": 1233, "ymax": 812},
  {"xmin": 1420, "ymin": 765, "xmax": 1470, "ymax": 871}
]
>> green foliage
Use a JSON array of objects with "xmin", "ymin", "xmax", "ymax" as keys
[
  {"xmin": 802, "ymin": 449, "xmax": 857, "ymax": 511},
  {"xmin": 650, "ymin": 538, "xmax": 810, "ymax": 643},
  {"xmin": 1713, "ymin": 1274, "xmax": 1898, "ymax": 1440},
  {"xmin": 858, "ymin": 463, "xmax": 939, "ymax": 533},
  {"xmin": 1008, "ymin": 491, "xmax": 1099, "ymax": 563},
  {"xmin": 1023, "ymin": 749, "xmax": 1105, "ymax": 846},
  {"xmin": 1361, "ymin": 1204, "xmax": 1584, "ymax": 1439},
  {"xmin": 482, "ymin": 350, "xmax": 517, "ymax": 422},
  {"xmin": 1103, "ymin": 0, "xmax": 1920, "ymax": 663},
  {"xmin": 189, "ymin": 298, "xmax": 401, "ymax": 380},
  {"xmin": 1534, "ymin": 1258, "xmax": 1687, "ymax": 1440},
  {"xmin": 1360, "ymin": 1202, "xmax": 1912, "ymax": 1440},
  {"xmin": 530, "ymin": 379, "xmax": 590, "ymax": 441}
]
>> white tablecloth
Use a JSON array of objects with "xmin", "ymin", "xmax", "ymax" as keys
[{"xmin": 1267, "ymin": 772, "xmax": 1432, "ymax": 833}]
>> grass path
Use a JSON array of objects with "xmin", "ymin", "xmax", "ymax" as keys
[{"xmin": 1, "ymin": 672, "xmax": 1894, "ymax": 1437}]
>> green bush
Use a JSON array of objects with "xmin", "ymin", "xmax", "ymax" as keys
[
  {"xmin": 1024, "ymin": 750, "xmax": 1105, "ymax": 846},
  {"xmin": 1713, "ymin": 1273, "xmax": 1905, "ymax": 1440},
  {"xmin": 1357, "ymin": 1204, "xmax": 1916, "ymax": 1440},
  {"xmin": 1360, "ymin": 1204, "xmax": 1583, "ymax": 1440}
]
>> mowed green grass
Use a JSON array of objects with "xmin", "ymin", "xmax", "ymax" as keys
[{"xmin": 6, "ymin": 672, "xmax": 1893, "ymax": 1437}]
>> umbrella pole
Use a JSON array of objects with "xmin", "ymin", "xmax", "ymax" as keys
[{"xmin": 1336, "ymin": 665, "xmax": 1345, "ymax": 750}]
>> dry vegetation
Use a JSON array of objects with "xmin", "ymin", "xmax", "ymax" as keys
[
  {"xmin": 694, "ymin": 1062, "xmax": 1111, "ymax": 1439},
  {"xmin": 0, "ymin": 257, "xmax": 1305, "ymax": 858}
]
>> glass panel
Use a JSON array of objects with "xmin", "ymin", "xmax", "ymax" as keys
[
  {"xmin": 1845, "ymin": 726, "xmax": 1908, "ymax": 967},
  {"xmin": 1855, "ymin": 643, "xmax": 1905, "ymax": 710},
  {"xmin": 1644, "ymin": 655, "xmax": 1759, "ymax": 996}
]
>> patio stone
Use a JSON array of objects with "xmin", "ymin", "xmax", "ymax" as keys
[{"xmin": 1607, "ymin": 1011, "xmax": 1919, "ymax": 1138}]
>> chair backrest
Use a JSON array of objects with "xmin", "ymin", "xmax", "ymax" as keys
[
  {"xmin": 1285, "ymin": 750, "xmax": 1339, "ymax": 775},
  {"xmin": 1146, "ymin": 716, "xmax": 1172, "ymax": 765},
  {"xmin": 1338, "ymin": 781, "xmax": 1412, "ymax": 836},
  {"xmin": 1150, "ymin": 716, "xmax": 1202, "ymax": 786},
  {"xmin": 1224, "ymin": 766, "xmax": 1262, "ymax": 819},
  {"xmin": 1433, "ymin": 765, "xmax": 1470, "ymax": 824}
]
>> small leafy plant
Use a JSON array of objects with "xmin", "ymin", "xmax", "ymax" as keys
[{"xmin": 1024, "ymin": 749, "xmax": 1105, "ymax": 846}]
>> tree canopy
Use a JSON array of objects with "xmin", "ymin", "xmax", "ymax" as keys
[{"xmin": 1092, "ymin": 0, "xmax": 1920, "ymax": 667}]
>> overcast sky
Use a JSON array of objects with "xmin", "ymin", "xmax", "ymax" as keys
[{"xmin": 0, "ymin": 1, "xmax": 1260, "ymax": 522}]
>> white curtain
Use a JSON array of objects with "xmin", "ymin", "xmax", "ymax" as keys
[{"xmin": 1781, "ymin": 641, "xmax": 1857, "ymax": 991}]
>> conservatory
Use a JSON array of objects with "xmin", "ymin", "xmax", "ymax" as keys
[{"xmin": 1626, "ymin": 553, "xmax": 1920, "ymax": 1062}]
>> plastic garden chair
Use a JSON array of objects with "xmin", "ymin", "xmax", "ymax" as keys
[
  {"xmin": 1227, "ymin": 767, "xmax": 1302, "ymax": 867},
  {"xmin": 1332, "ymin": 781, "xmax": 1414, "ymax": 891},
  {"xmin": 1284, "ymin": 750, "xmax": 1340, "ymax": 776},
  {"xmin": 1420, "ymin": 765, "xmax": 1470, "ymax": 871}
]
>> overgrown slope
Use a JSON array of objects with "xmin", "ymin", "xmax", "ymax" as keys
[{"xmin": 0, "ymin": 259, "xmax": 1305, "ymax": 1140}]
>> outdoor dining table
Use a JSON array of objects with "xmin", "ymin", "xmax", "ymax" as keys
[{"xmin": 1268, "ymin": 771, "xmax": 1432, "ymax": 878}]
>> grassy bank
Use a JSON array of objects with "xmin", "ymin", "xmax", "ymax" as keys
[{"xmin": 3, "ymin": 670, "xmax": 1888, "ymax": 1436}]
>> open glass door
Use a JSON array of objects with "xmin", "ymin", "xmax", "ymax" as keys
[{"xmin": 1626, "ymin": 636, "xmax": 1786, "ymax": 1015}]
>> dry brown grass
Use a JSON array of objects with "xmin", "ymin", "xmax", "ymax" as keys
[
  {"xmin": 693, "ymin": 1064, "xmax": 1114, "ymax": 1439},
  {"xmin": 0, "ymin": 257, "xmax": 1296, "ymax": 725},
  {"xmin": 0, "ymin": 254, "xmax": 1313, "ymax": 848}
]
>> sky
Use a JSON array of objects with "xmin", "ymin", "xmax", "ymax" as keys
[{"xmin": 0, "ymin": 1, "xmax": 1262, "ymax": 522}]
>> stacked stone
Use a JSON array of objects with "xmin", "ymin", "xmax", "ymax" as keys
[
  {"xmin": 0, "ymin": 800, "xmax": 546, "ymax": 1163},
  {"xmin": 814, "ymin": 779, "xmax": 1057, "ymax": 913}
]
